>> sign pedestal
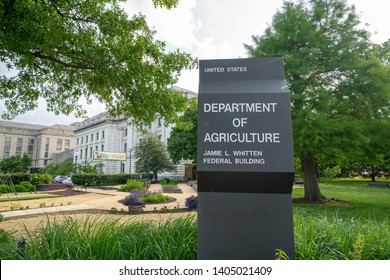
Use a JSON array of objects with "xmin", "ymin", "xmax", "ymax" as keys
[{"xmin": 197, "ymin": 58, "xmax": 295, "ymax": 260}]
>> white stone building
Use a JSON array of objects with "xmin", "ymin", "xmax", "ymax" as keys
[{"xmin": 73, "ymin": 86, "xmax": 196, "ymax": 178}]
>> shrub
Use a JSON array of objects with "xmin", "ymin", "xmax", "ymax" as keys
[
  {"xmin": 0, "ymin": 213, "xmax": 3, "ymax": 222},
  {"xmin": 14, "ymin": 181, "xmax": 36, "ymax": 193},
  {"xmin": 142, "ymin": 192, "xmax": 171, "ymax": 204},
  {"xmin": 0, "ymin": 184, "xmax": 12, "ymax": 194},
  {"xmin": 0, "ymin": 173, "xmax": 30, "ymax": 185},
  {"xmin": 185, "ymin": 195, "xmax": 198, "ymax": 210},
  {"xmin": 160, "ymin": 178, "xmax": 178, "ymax": 187},
  {"xmin": 71, "ymin": 173, "xmax": 153, "ymax": 186},
  {"xmin": 118, "ymin": 180, "xmax": 146, "ymax": 192},
  {"xmin": 30, "ymin": 174, "xmax": 52, "ymax": 185}
]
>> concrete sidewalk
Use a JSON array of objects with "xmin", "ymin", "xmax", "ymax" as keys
[{"xmin": 1, "ymin": 183, "xmax": 197, "ymax": 219}]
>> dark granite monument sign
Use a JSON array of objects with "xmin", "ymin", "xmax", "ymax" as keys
[{"xmin": 197, "ymin": 57, "xmax": 295, "ymax": 259}]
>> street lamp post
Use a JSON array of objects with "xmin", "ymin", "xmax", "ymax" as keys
[
  {"xmin": 128, "ymin": 148, "xmax": 132, "ymax": 174},
  {"xmin": 74, "ymin": 151, "xmax": 79, "ymax": 173}
]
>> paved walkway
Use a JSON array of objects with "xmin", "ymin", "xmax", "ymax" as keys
[{"xmin": 0, "ymin": 183, "xmax": 197, "ymax": 219}]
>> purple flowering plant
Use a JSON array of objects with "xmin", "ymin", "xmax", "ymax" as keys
[
  {"xmin": 185, "ymin": 195, "xmax": 198, "ymax": 210},
  {"xmin": 122, "ymin": 190, "xmax": 148, "ymax": 207}
]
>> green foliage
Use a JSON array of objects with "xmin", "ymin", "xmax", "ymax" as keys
[
  {"xmin": 141, "ymin": 192, "xmax": 171, "ymax": 204},
  {"xmin": 30, "ymin": 174, "xmax": 52, "ymax": 185},
  {"xmin": 0, "ymin": 173, "xmax": 30, "ymax": 185},
  {"xmin": 16, "ymin": 181, "xmax": 36, "ymax": 192},
  {"xmin": 14, "ymin": 215, "xmax": 197, "ymax": 260},
  {"xmin": 0, "ymin": 229, "xmax": 18, "ymax": 260},
  {"xmin": 321, "ymin": 166, "xmax": 341, "ymax": 178},
  {"xmin": 135, "ymin": 134, "xmax": 176, "ymax": 181},
  {"xmin": 160, "ymin": 178, "xmax": 178, "ymax": 187},
  {"xmin": 246, "ymin": 0, "xmax": 390, "ymax": 201},
  {"xmin": 167, "ymin": 100, "xmax": 198, "ymax": 163},
  {"xmin": 294, "ymin": 209, "xmax": 390, "ymax": 260},
  {"xmin": 0, "ymin": 184, "xmax": 12, "ymax": 194},
  {"xmin": 118, "ymin": 180, "xmax": 146, "ymax": 192},
  {"xmin": 0, "ymin": 0, "xmax": 196, "ymax": 125},
  {"xmin": 0, "ymin": 213, "xmax": 3, "ymax": 222},
  {"xmin": 71, "ymin": 173, "xmax": 152, "ymax": 186},
  {"xmin": 0, "ymin": 154, "xmax": 32, "ymax": 173}
]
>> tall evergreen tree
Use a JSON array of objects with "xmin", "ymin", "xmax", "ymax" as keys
[
  {"xmin": 246, "ymin": 0, "xmax": 390, "ymax": 200},
  {"xmin": 134, "ymin": 134, "xmax": 176, "ymax": 181}
]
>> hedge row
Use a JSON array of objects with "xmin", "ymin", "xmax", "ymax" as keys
[
  {"xmin": 0, "ymin": 181, "xmax": 36, "ymax": 193},
  {"xmin": 71, "ymin": 173, "xmax": 153, "ymax": 186},
  {"xmin": 0, "ymin": 173, "xmax": 30, "ymax": 185}
]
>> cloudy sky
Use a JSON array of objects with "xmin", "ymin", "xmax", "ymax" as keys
[{"xmin": 1, "ymin": 0, "xmax": 389, "ymax": 125}]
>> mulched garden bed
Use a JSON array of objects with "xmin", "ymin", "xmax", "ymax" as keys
[
  {"xmin": 293, "ymin": 197, "xmax": 349, "ymax": 206},
  {"xmin": 4, "ymin": 207, "xmax": 195, "ymax": 221}
]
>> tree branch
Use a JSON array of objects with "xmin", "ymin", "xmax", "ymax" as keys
[{"xmin": 31, "ymin": 51, "xmax": 95, "ymax": 70}]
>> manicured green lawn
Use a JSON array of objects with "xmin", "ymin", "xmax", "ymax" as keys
[{"xmin": 292, "ymin": 178, "xmax": 390, "ymax": 222}]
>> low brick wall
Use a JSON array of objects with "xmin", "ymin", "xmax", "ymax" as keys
[{"xmin": 37, "ymin": 184, "xmax": 68, "ymax": 191}]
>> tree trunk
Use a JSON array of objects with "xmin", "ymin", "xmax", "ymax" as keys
[
  {"xmin": 301, "ymin": 154, "xmax": 325, "ymax": 201},
  {"xmin": 153, "ymin": 171, "xmax": 158, "ymax": 182}
]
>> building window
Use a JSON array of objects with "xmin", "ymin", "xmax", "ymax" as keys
[
  {"xmin": 44, "ymin": 159, "xmax": 48, "ymax": 166},
  {"xmin": 27, "ymin": 139, "xmax": 34, "ymax": 157},
  {"xmin": 86, "ymin": 135, "xmax": 88, "ymax": 143},
  {"xmin": 96, "ymin": 132, "xmax": 99, "ymax": 140},
  {"xmin": 81, "ymin": 137, "xmax": 83, "ymax": 144},
  {"xmin": 95, "ymin": 146, "xmax": 98, "ymax": 151},
  {"xmin": 91, "ymin": 134, "xmax": 93, "ymax": 142},
  {"xmin": 101, "ymin": 144, "xmax": 104, "ymax": 151},
  {"xmin": 3, "ymin": 137, "xmax": 11, "ymax": 158},
  {"xmin": 102, "ymin": 131, "xmax": 105, "ymax": 139},
  {"xmin": 158, "ymin": 117, "xmax": 162, "ymax": 127},
  {"xmin": 90, "ymin": 147, "xmax": 93, "ymax": 158},
  {"xmin": 85, "ymin": 147, "xmax": 88, "ymax": 159},
  {"xmin": 44, "ymin": 138, "xmax": 50, "ymax": 158},
  {"xmin": 77, "ymin": 138, "xmax": 79, "ymax": 145},
  {"xmin": 56, "ymin": 139, "xmax": 63, "ymax": 151},
  {"xmin": 80, "ymin": 149, "xmax": 83, "ymax": 159},
  {"xmin": 140, "ymin": 123, "xmax": 143, "ymax": 130},
  {"xmin": 64, "ymin": 139, "xmax": 70, "ymax": 150},
  {"xmin": 158, "ymin": 135, "xmax": 162, "ymax": 141},
  {"xmin": 124, "ymin": 143, "xmax": 127, "ymax": 153},
  {"xmin": 15, "ymin": 138, "xmax": 23, "ymax": 156}
]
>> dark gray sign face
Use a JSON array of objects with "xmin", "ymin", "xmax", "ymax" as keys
[
  {"xmin": 197, "ymin": 58, "xmax": 294, "ymax": 174},
  {"xmin": 198, "ymin": 92, "xmax": 294, "ymax": 172}
]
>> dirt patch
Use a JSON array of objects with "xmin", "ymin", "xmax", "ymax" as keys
[
  {"xmin": 0, "ymin": 192, "xmax": 110, "ymax": 212},
  {"xmin": 293, "ymin": 197, "xmax": 349, "ymax": 206}
]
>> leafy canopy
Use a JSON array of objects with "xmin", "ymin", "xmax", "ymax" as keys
[
  {"xmin": 167, "ymin": 99, "xmax": 197, "ymax": 163},
  {"xmin": 134, "ymin": 133, "xmax": 175, "ymax": 180},
  {"xmin": 0, "ymin": 0, "xmax": 196, "ymax": 126},
  {"xmin": 245, "ymin": 0, "xmax": 390, "ymax": 200},
  {"xmin": 0, "ymin": 153, "xmax": 32, "ymax": 173}
]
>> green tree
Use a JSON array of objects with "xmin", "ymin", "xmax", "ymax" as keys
[
  {"xmin": 351, "ymin": 119, "xmax": 390, "ymax": 181},
  {"xmin": 246, "ymin": 0, "xmax": 390, "ymax": 201},
  {"xmin": 0, "ymin": 153, "xmax": 32, "ymax": 173},
  {"xmin": 40, "ymin": 158, "xmax": 74, "ymax": 176},
  {"xmin": 0, "ymin": 0, "xmax": 196, "ymax": 126},
  {"xmin": 167, "ymin": 100, "xmax": 197, "ymax": 163},
  {"xmin": 134, "ymin": 134, "xmax": 175, "ymax": 181}
]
